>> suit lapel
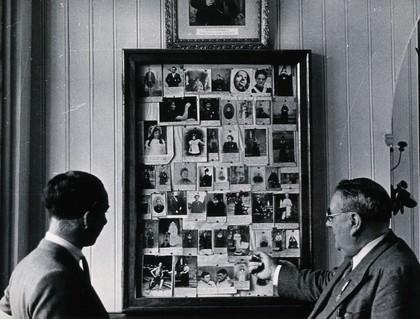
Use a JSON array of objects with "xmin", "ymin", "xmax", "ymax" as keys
[{"xmin": 310, "ymin": 231, "xmax": 398, "ymax": 319}]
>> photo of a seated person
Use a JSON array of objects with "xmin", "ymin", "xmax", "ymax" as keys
[
  {"xmin": 160, "ymin": 98, "xmax": 198, "ymax": 123},
  {"xmin": 207, "ymin": 193, "xmax": 226, "ymax": 217},
  {"xmin": 189, "ymin": 0, "xmax": 245, "ymax": 26}
]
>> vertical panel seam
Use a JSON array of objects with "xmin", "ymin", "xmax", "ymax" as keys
[
  {"xmin": 112, "ymin": 0, "xmax": 119, "ymax": 309},
  {"xmin": 344, "ymin": 0, "xmax": 351, "ymax": 177},
  {"xmin": 299, "ymin": 0, "xmax": 303, "ymax": 49},
  {"xmin": 88, "ymin": 0, "xmax": 94, "ymax": 267},
  {"xmin": 65, "ymin": 0, "xmax": 70, "ymax": 170},
  {"xmin": 137, "ymin": 0, "xmax": 141, "ymax": 48},
  {"xmin": 367, "ymin": 0, "xmax": 375, "ymax": 178}
]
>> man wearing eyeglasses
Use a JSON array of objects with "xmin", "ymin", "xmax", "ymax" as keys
[{"xmin": 249, "ymin": 178, "xmax": 420, "ymax": 318}]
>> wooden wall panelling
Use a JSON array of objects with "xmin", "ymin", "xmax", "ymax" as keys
[
  {"xmin": 301, "ymin": 0, "xmax": 328, "ymax": 269},
  {"xmin": 44, "ymin": 0, "xmax": 69, "ymax": 176},
  {"xmin": 279, "ymin": 0, "xmax": 302, "ymax": 49},
  {"xmin": 90, "ymin": 0, "xmax": 118, "ymax": 309},
  {"xmin": 347, "ymin": 1, "xmax": 373, "ymax": 178}
]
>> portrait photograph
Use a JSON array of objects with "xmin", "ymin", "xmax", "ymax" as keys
[
  {"xmin": 174, "ymin": 255, "xmax": 197, "ymax": 297},
  {"xmin": 226, "ymin": 192, "xmax": 251, "ymax": 219},
  {"xmin": 167, "ymin": 191, "xmax": 187, "ymax": 216},
  {"xmin": 198, "ymin": 229, "xmax": 213, "ymax": 254},
  {"xmin": 142, "ymin": 255, "xmax": 173, "ymax": 297},
  {"xmin": 182, "ymin": 230, "xmax": 198, "ymax": 251},
  {"xmin": 221, "ymin": 127, "xmax": 240, "ymax": 163},
  {"xmin": 142, "ymin": 220, "xmax": 159, "ymax": 252},
  {"xmin": 151, "ymin": 193, "xmax": 167, "ymax": 218},
  {"xmin": 272, "ymin": 97, "xmax": 297, "ymax": 126},
  {"xmin": 266, "ymin": 167, "xmax": 281, "ymax": 190},
  {"xmin": 231, "ymin": 68, "xmax": 252, "ymax": 94},
  {"xmin": 251, "ymin": 192, "xmax": 274, "ymax": 224},
  {"xmin": 285, "ymin": 230, "xmax": 300, "ymax": 255},
  {"xmin": 280, "ymin": 168, "xmax": 300, "ymax": 189},
  {"xmin": 271, "ymin": 228, "xmax": 286, "ymax": 253},
  {"xmin": 272, "ymin": 131, "xmax": 296, "ymax": 165},
  {"xmin": 244, "ymin": 128, "xmax": 267, "ymax": 157},
  {"xmin": 143, "ymin": 122, "xmax": 167, "ymax": 156},
  {"xmin": 253, "ymin": 229, "xmax": 272, "ymax": 254},
  {"xmin": 206, "ymin": 193, "xmax": 227, "ymax": 219},
  {"xmin": 237, "ymin": 99, "xmax": 253, "ymax": 125},
  {"xmin": 138, "ymin": 64, "xmax": 163, "ymax": 99},
  {"xmin": 221, "ymin": 99, "xmax": 237, "ymax": 125},
  {"xmin": 250, "ymin": 166, "xmax": 265, "ymax": 189},
  {"xmin": 159, "ymin": 97, "xmax": 199, "ymax": 126},
  {"xmin": 187, "ymin": 191, "xmax": 207, "ymax": 216},
  {"xmin": 213, "ymin": 228, "xmax": 228, "ymax": 249},
  {"xmin": 189, "ymin": 0, "xmax": 245, "ymax": 26},
  {"xmin": 211, "ymin": 68, "xmax": 231, "ymax": 92},
  {"xmin": 251, "ymin": 67, "xmax": 273, "ymax": 96},
  {"xmin": 163, "ymin": 64, "xmax": 185, "ymax": 97},
  {"xmin": 229, "ymin": 165, "xmax": 249, "ymax": 185},
  {"xmin": 198, "ymin": 165, "xmax": 214, "ymax": 189},
  {"xmin": 139, "ymin": 165, "xmax": 156, "ymax": 191},
  {"xmin": 159, "ymin": 218, "xmax": 183, "ymax": 251},
  {"xmin": 185, "ymin": 69, "xmax": 212, "ymax": 93},
  {"xmin": 255, "ymin": 99, "xmax": 271, "ymax": 125},
  {"xmin": 156, "ymin": 165, "xmax": 171, "ymax": 191},
  {"xmin": 226, "ymin": 225, "xmax": 250, "ymax": 258},
  {"xmin": 199, "ymin": 97, "xmax": 220, "ymax": 124},
  {"xmin": 173, "ymin": 162, "xmax": 197, "ymax": 190},
  {"xmin": 274, "ymin": 193, "xmax": 299, "ymax": 223},
  {"xmin": 275, "ymin": 65, "xmax": 295, "ymax": 97},
  {"xmin": 234, "ymin": 260, "xmax": 250, "ymax": 290},
  {"xmin": 183, "ymin": 127, "xmax": 207, "ymax": 162},
  {"xmin": 207, "ymin": 128, "xmax": 220, "ymax": 156}
]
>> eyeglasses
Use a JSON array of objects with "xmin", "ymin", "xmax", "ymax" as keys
[{"xmin": 325, "ymin": 208, "xmax": 353, "ymax": 222}]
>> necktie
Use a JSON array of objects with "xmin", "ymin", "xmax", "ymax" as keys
[{"xmin": 80, "ymin": 256, "xmax": 91, "ymax": 284}]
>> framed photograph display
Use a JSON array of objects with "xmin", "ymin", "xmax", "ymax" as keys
[
  {"xmin": 165, "ymin": 0, "xmax": 269, "ymax": 49},
  {"xmin": 124, "ymin": 49, "xmax": 311, "ymax": 314}
]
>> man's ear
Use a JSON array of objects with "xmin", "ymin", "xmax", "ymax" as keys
[
  {"xmin": 349, "ymin": 212, "xmax": 362, "ymax": 236},
  {"xmin": 83, "ymin": 210, "xmax": 94, "ymax": 229}
]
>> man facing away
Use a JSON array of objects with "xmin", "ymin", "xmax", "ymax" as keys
[
  {"xmin": 249, "ymin": 177, "xmax": 420, "ymax": 318},
  {"xmin": 0, "ymin": 170, "xmax": 110, "ymax": 318}
]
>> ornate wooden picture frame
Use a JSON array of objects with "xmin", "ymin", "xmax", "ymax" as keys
[{"xmin": 165, "ymin": 0, "xmax": 269, "ymax": 49}]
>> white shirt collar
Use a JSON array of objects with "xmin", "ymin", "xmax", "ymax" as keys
[
  {"xmin": 45, "ymin": 231, "xmax": 84, "ymax": 262},
  {"xmin": 352, "ymin": 231, "xmax": 388, "ymax": 270}
]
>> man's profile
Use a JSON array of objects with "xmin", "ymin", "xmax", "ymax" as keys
[
  {"xmin": 0, "ymin": 171, "xmax": 110, "ymax": 318},
  {"xmin": 249, "ymin": 178, "xmax": 420, "ymax": 318}
]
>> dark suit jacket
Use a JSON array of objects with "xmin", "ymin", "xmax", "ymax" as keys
[
  {"xmin": 0, "ymin": 239, "xmax": 109, "ymax": 318},
  {"xmin": 277, "ymin": 231, "xmax": 420, "ymax": 318}
]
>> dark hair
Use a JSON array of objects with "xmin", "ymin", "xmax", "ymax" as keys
[
  {"xmin": 217, "ymin": 269, "xmax": 228, "ymax": 275},
  {"xmin": 335, "ymin": 178, "xmax": 392, "ymax": 223},
  {"xmin": 43, "ymin": 171, "xmax": 106, "ymax": 220},
  {"xmin": 255, "ymin": 69, "xmax": 268, "ymax": 79},
  {"xmin": 180, "ymin": 168, "xmax": 189, "ymax": 175},
  {"xmin": 201, "ymin": 271, "xmax": 210, "ymax": 278}
]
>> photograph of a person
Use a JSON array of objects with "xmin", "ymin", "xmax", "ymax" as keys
[
  {"xmin": 222, "ymin": 101, "xmax": 235, "ymax": 120},
  {"xmin": 152, "ymin": 194, "xmax": 166, "ymax": 215},
  {"xmin": 139, "ymin": 64, "xmax": 162, "ymax": 98},
  {"xmin": 280, "ymin": 171, "xmax": 299, "ymax": 186},
  {"xmin": 189, "ymin": 0, "xmax": 245, "ymax": 26},
  {"xmin": 183, "ymin": 127, "xmax": 207, "ymax": 162},
  {"xmin": 140, "ymin": 165, "xmax": 155, "ymax": 190},
  {"xmin": 143, "ymin": 122, "xmax": 167, "ymax": 156},
  {"xmin": 274, "ymin": 193, "xmax": 299, "ymax": 223},
  {"xmin": 237, "ymin": 99, "xmax": 253, "ymax": 125},
  {"xmin": 199, "ymin": 98, "xmax": 220, "ymax": 122},
  {"xmin": 159, "ymin": 218, "xmax": 183, "ymax": 248},
  {"xmin": 272, "ymin": 98, "xmax": 297, "ymax": 125},
  {"xmin": 266, "ymin": 167, "xmax": 281, "ymax": 189},
  {"xmin": 226, "ymin": 192, "xmax": 250, "ymax": 216},
  {"xmin": 251, "ymin": 193, "xmax": 273, "ymax": 224},
  {"xmin": 197, "ymin": 269, "xmax": 217, "ymax": 292},
  {"xmin": 143, "ymin": 221, "xmax": 158, "ymax": 249},
  {"xmin": 286, "ymin": 229, "xmax": 300, "ymax": 250},
  {"xmin": 207, "ymin": 128, "xmax": 219, "ymax": 154},
  {"xmin": 275, "ymin": 65, "xmax": 294, "ymax": 96},
  {"xmin": 222, "ymin": 133, "xmax": 239, "ymax": 153},
  {"xmin": 185, "ymin": 69, "xmax": 211, "ymax": 93},
  {"xmin": 188, "ymin": 192, "xmax": 206, "ymax": 214},
  {"xmin": 199, "ymin": 166, "xmax": 213, "ymax": 188},
  {"xmin": 229, "ymin": 165, "xmax": 249, "ymax": 185},
  {"xmin": 211, "ymin": 69, "xmax": 231, "ymax": 92},
  {"xmin": 198, "ymin": 230, "xmax": 213, "ymax": 252},
  {"xmin": 174, "ymin": 256, "xmax": 197, "ymax": 289},
  {"xmin": 173, "ymin": 162, "xmax": 197, "ymax": 190},
  {"xmin": 156, "ymin": 165, "xmax": 171, "ymax": 188},
  {"xmin": 255, "ymin": 100, "xmax": 271, "ymax": 125},
  {"xmin": 167, "ymin": 191, "xmax": 187, "ymax": 216},
  {"xmin": 231, "ymin": 69, "xmax": 251, "ymax": 94},
  {"xmin": 214, "ymin": 229, "xmax": 228, "ymax": 248},
  {"xmin": 159, "ymin": 97, "xmax": 199, "ymax": 125},
  {"xmin": 206, "ymin": 193, "xmax": 226, "ymax": 217},
  {"xmin": 250, "ymin": 166, "xmax": 265, "ymax": 186},
  {"xmin": 251, "ymin": 68, "xmax": 273, "ymax": 95},
  {"xmin": 244, "ymin": 129, "xmax": 267, "ymax": 157},
  {"xmin": 226, "ymin": 225, "xmax": 250, "ymax": 256},
  {"xmin": 164, "ymin": 65, "xmax": 183, "ymax": 87},
  {"xmin": 182, "ymin": 230, "xmax": 198, "ymax": 249},
  {"xmin": 271, "ymin": 228, "xmax": 286, "ymax": 252},
  {"xmin": 142, "ymin": 255, "xmax": 173, "ymax": 297},
  {"xmin": 272, "ymin": 131, "xmax": 296, "ymax": 164}
]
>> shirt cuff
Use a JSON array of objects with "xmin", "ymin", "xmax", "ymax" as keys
[{"xmin": 272, "ymin": 265, "xmax": 282, "ymax": 287}]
